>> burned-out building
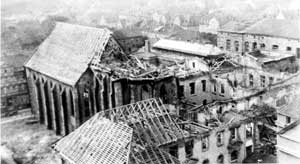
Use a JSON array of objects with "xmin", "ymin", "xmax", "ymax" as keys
[{"xmin": 24, "ymin": 22, "xmax": 178, "ymax": 136}]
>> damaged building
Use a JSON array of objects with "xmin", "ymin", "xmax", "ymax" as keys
[
  {"xmin": 24, "ymin": 20, "xmax": 299, "ymax": 164},
  {"xmin": 24, "ymin": 22, "xmax": 178, "ymax": 136}
]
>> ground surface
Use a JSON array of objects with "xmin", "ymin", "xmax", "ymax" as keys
[{"xmin": 1, "ymin": 117, "xmax": 62, "ymax": 164}]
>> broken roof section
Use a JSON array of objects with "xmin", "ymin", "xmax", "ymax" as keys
[
  {"xmin": 25, "ymin": 22, "xmax": 112, "ymax": 86},
  {"xmin": 247, "ymin": 51, "xmax": 295, "ymax": 64},
  {"xmin": 54, "ymin": 116, "xmax": 133, "ymax": 164},
  {"xmin": 54, "ymin": 99, "xmax": 186, "ymax": 164},
  {"xmin": 153, "ymin": 39, "xmax": 223, "ymax": 57},
  {"xmin": 102, "ymin": 98, "xmax": 187, "ymax": 146}
]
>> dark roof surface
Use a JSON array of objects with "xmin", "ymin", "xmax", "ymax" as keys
[{"xmin": 25, "ymin": 22, "xmax": 112, "ymax": 86}]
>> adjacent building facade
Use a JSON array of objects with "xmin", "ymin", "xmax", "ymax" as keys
[
  {"xmin": 1, "ymin": 55, "xmax": 30, "ymax": 116},
  {"xmin": 217, "ymin": 19, "xmax": 300, "ymax": 58}
]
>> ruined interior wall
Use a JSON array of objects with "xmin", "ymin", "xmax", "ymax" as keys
[{"xmin": 179, "ymin": 74, "xmax": 233, "ymax": 105}]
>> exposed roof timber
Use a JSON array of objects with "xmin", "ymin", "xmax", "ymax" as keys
[{"xmin": 103, "ymin": 98, "xmax": 187, "ymax": 146}]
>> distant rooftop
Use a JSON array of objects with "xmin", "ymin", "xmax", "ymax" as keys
[
  {"xmin": 242, "ymin": 19, "xmax": 300, "ymax": 40},
  {"xmin": 220, "ymin": 19, "xmax": 300, "ymax": 40},
  {"xmin": 153, "ymin": 39, "xmax": 222, "ymax": 57}
]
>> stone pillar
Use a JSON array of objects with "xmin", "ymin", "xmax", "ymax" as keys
[
  {"xmin": 65, "ymin": 88, "xmax": 72, "ymax": 133},
  {"xmin": 92, "ymin": 77, "xmax": 97, "ymax": 114},
  {"xmin": 58, "ymin": 85, "xmax": 66, "ymax": 136},
  {"xmin": 72, "ymin": 88, "xmax": 80, "ymax": 128},
  {"xmin": 45, "ymin": 81, "xmax": 56, "ymax": 130},
  {"xmin": 49, "ymin": 81, "xmax": 57, "ymax": 132},
  {"xmin": 26, "ymin": 69, "xmax": 39, "ymax": 116},
  {"xmin": 107, "ymin": 76, "xmax": 113, "ymax": 109},
  {"xmin": 40, "ymin": 79, "xmax": 48, "ymax": 127}
]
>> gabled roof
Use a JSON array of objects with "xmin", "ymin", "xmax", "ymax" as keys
[
  {"xmin": 153, "ymin": 39, "xmax": 222, "ymax": 57},
  {"xmin": 242, "ymin": 19, "xmax": 300, "ymax": 40},
  {"xmin": 54, "ymin": 115, "xmax": 133, "ymax": 164},
  {"xmin": 25, "ymin": 22, "xmax": 112, "ymax": 86}
]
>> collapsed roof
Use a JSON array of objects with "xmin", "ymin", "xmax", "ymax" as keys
[{"xmin": 54, "ymin": 99, "xmax": 186, "ymax": 164}]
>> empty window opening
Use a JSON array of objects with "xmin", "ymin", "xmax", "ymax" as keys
[
  {"xmin": 230, "ymin": 127, "xmax": 238, "ymax": 140},
  {"xmin": 249, "ymin": 74, "xmax": 254, "ymax": 87},
  {"xmin": 217, "ymin": 106, "xmax": 223, "ymax": 114},
  {"xmin": 202, "ymin": 136, "xmax": 209, "ymax": 151},
  {"xmin": 252, "ymin": 42, "xmax": 257, "ymax": 51},
  {"xmin": 260, "ymin": 75, "xmax": 266, "ymax": 87},
  {"xmin": 272, "ymin": 45, "xmax": 279, "ymax": 50},
  {"xmin": 231, "ymin": 150, "xmax": 238, "ymax": 163},
  {"xmin": 192, "ymin": 62, "xmax": 196, "ymax": 68},
  {"xmin": 189, "ymin": 82, "xmax": 195, "ymax": 95},
  {"xmin": 220, "ymin": 84, "xmax": 225, "ymax": 94},
  {"xmin": 185, "ymin": 140, "xmax": 194, "ymax": 157},
  {"xmin": 260, "ymin": 43, "xmax": 266, "ymax": 49},
  {"xmin": 217, "ymin": 132, "xmax": 224, "ymax": 146},
  {"xmin": 203, "ymin": 159, "xmax": 209, "ymax": 164},
  {"xmin": 246, "ymin": 123, "xmax": 253, "ymax": 138},
  {"xmin": 201, "ymin": 80, "xmax": 206, "ymax": 92},
  {"xmin": 286, "ymin": 116, "xmax": 291, "ymax": 124},
  {"xmin": 226, "ymin": 39, "xmax": 231, "ymax": 50},
  {"xmin": 269, "ymin": 77, "xmax": 274, "ymax": 85},
  {"xmin": 286, "ymin": 47, "xmax": 292, "ymax": 51},
  {"xmin": 244, "ymin": 42, "xmax": 249, "ymax": 52},
  {"xmin": 234, "ymin": 41, "xmax": 239, "ymax": 52},
  {"xmin": 169, "ymin": 145, "xmax": 178, "ymax": 158},
  {"xmin": 217, "ymin": 154, "xmax": 224, "ymax": 164}
]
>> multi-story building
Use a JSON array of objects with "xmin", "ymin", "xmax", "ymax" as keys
[
  {"xmin": 1, "ymin": 54, "xmax": 30, "ymax": 116},
  {"xmin": 217, "ymin": 19, "xmax": 300, "ymax": 58}
]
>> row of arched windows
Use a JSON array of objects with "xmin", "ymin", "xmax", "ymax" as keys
[{"xmin": 225, "ymin": 40, "xmax": 266, "ymax": 52}]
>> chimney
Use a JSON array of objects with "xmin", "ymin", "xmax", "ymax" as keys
[{"xmin": 144, "ymin": 40, "xmax": 151, "ymax": 52}]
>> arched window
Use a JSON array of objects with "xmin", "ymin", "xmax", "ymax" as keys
[
  {"xmin": 252, "ymin": 42, "xmax": 257, "ymax": 51},
  {"xmin": 260, "ymin": 43, "xmax": 266, "ymax": 50},
  {"xmin": 203, "ymin": 159, "xmax": 209, "ymax": 164},
  {"xmin": 226, "ymin": 39, "xmax": 231, "ymax": 50},
  {"xmin": 234, "ymin": 41, "xmax": 239, "ymax": 52},
  {"xmin": 217, "ymin": 154, "xmax": 224, "ymax": 164},
  {"xmin": 244, "ymin": 42, "xmax": 249, "ymax": 52},
  {"xmin": 203, "ymin": 99, "xmax": 207, "ymax": 105}
]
